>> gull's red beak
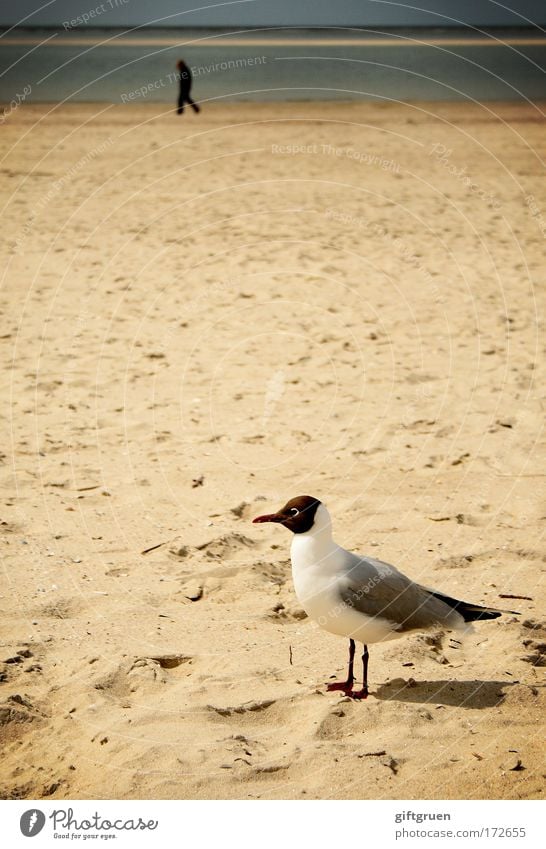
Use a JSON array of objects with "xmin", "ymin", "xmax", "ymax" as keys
[{"xmin": 252, "ymin": 513, "xmax": 282, "ymax": 524}]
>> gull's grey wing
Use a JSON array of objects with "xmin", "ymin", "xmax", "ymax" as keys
[{"xmin": 338, "ymin": 551, "xmax": 463, "ymax": 633}]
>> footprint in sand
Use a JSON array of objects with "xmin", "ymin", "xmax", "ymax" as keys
[
  {"xmin": 267, "ymin": 601, "xmax": 307, "ymax": 623},
  {"xmin": 195, "ymin": 533, "xmax": 256, "ymax": 559},
  {"xmin": 0, "ymin": 694, "xmax": 43, "ymax": 742},
  {"xmin": 168, "ymin": 533, "xmax": 257, "ymax": 562},
  {"xmin": 40, "ymin": 598, "xmax": 80, "ymax": 619},
  {"xmin": 520, "ymin": 640, "xmax": 546, "ymax": 667},
  {"xmin": 93, "ymin": 655, "xmax": 193, "ymax": 701},
  {"xmin": 520, "ymin": 622, "xmax": 546, "ymax": 668},
  {"xmin": 207, "ymin": 699, "xmax": 276, "ymax": 718}
]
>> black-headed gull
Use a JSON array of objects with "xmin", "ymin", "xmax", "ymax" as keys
[{"xmin": 253, "ymin": 495, "xmax": 517, "ymax": 699}]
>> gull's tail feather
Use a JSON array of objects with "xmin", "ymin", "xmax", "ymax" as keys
[{"xmin": 430, "ymin": 591, "xmax": 519, "ymax": 622}]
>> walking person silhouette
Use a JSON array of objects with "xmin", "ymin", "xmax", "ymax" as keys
[{"xmin": 176, "ymin": 60, "xmax": 200, "ymax": 115}]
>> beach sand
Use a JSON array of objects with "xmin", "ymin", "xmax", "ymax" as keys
[{"xmin": 0, "ymin": 101, "xmax": 544, "ymax": 800}]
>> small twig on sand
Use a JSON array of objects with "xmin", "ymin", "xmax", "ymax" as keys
[
  {"xmin": 141, "ymin": 542, "xmax": 166, "ymax": 555},
  {"xmin": 358, "ymin": 751, "xmax": 387, "ymax": 758}
]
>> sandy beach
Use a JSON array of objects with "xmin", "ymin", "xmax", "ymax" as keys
[{"xmin": 0, "ymin": 100, "xmax": 544, "ymax": 800}]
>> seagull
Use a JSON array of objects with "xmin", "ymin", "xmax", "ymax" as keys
[{"xmin": 253, "ymin": 495, "xmax": 518, "ymax": 699}]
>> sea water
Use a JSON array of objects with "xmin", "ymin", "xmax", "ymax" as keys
[{"xmin": 0, "ymin": 27, "xmax": 545, "ymax": 106}]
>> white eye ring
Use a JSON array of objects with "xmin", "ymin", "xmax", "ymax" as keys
[{"xmin": 289, "ymin": 507, "xmax": 300, "ymax": 516}]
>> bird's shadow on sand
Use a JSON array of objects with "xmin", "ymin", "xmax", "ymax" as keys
[{"xmin": 374, "ymin": 678, "xmax": 513, "ymax": 709}]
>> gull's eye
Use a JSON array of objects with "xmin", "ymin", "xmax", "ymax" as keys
[{"xmin": 289, "ymin": 507, "xmax": 299, "ymax": 516}]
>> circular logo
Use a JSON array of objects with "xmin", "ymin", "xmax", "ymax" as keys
[{"xmin": 20, "ymin": 809, "xmax": 46, "ymax": 837}]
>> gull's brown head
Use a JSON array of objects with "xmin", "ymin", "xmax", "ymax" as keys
[{"xmin": 252, "ymin": 495, "xmax": 321, "ymax": 534}]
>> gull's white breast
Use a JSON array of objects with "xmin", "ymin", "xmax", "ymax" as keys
[{"xmin": 290, "ymin": 528, "xmax": 399, "ymax": 645}]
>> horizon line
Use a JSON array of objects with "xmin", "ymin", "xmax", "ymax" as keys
[{"xmin": 2, "ymin": 35, "xmax": 546, "ymax": 47}]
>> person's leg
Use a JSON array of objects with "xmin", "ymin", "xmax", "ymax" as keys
[
  {"xmin": 177, "ymin": 92, "xmax": 184, "ymax": 114},
  {"xmin": 187, "ymin": 95, "xmax": 200, "ymax": 114}
]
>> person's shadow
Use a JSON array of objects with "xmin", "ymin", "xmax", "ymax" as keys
[{"xmin": 374, "ymin": 677, "xmax": 517, "ymax": 708}]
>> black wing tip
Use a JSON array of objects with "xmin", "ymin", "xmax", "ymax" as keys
[
  {"xmin": 431, "ymin": 591, "xmax": 520, "ymax": 622},
  {"xmin": 463, "ymin": 609, "xmax": 501, "ymax": 622},
  {"xmin": 461, "ymin": 605, "xmax": 521, "ymax": 621}
]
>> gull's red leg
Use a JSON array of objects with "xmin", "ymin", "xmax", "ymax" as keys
[
  {"xmin": 350, "ymin": 644, "xmax": 369, "ymax": 700},
  {"xmin": 327, "ymin": 638, "xmax": 355, "ymax": 692}
]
